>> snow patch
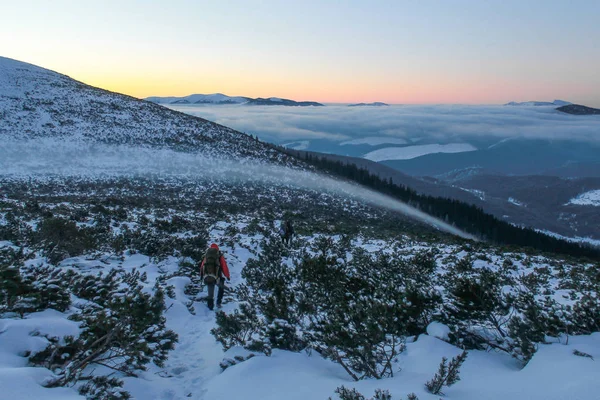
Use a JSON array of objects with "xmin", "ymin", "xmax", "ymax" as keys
[
  {"xmin": 426, "ymin": 321, "xmax": 450, "ymax": 341},
  {"xmin": 537, "ymin": 229, "xmax": 600, "ymax": 247},
  {"xmin": 567, "ymin": 190, "xmax": 600, "ymax": 206},
  {"xmin": 460, "ymin": 187, "xmax": 486, "ymax": 201},
  {"xmin": 508, "ymin": 197, "xmax": 525, "ymax": 207}
]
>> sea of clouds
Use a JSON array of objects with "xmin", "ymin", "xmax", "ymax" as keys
[{"xmin": 168, "ymin": 104, "xmax": 600, "ymax": 146}]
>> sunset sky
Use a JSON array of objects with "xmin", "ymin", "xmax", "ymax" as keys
[{"xmin": 2, "ymin": 0, "xmax": 600, "ymax": 106}]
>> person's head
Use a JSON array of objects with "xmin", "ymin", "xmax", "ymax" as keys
[{"xmin": 210, "ymin": 243, "xmax": 219, "ymax": 251}]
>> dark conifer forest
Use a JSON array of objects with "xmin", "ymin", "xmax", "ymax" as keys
[{"xmin": 282, "ymin": 148, "xmax": 600, "ymax": 260}]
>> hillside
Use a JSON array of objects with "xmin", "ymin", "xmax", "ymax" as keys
[
  {"xmin": 282, "ymin": 150, "xmax": 600, "ymax": 241},
  {"xmin": 1, "ymin": 185, "xmax": 599, "ymax": 399},
  {"xmin": 0, "ymin": 56, "xmax": 287, "ymax": 161}
]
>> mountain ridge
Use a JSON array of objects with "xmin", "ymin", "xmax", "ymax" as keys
[
  {"xmin": 556, "ymin": 104, "xmax": 600, "ymax": 115},
  {"xmin": 504, "ymin": 99, "xmax": 571, "ymax": 106},
  {"xmin": 146, "ymin": 93, "xmax": 324, "ymax": 106},
  {"xmin": 348, "ymin": 102, "xmax": 389, "ymax": 107}
]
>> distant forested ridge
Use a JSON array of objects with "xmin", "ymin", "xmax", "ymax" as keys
[{"xmin": 281, "ymin": 147, "xmax": 600, "ymax": 259}]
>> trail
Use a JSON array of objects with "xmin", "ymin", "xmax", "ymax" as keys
[{"xmin": 122, "ymin": 229, "xmax": 254, "ymax": 399}]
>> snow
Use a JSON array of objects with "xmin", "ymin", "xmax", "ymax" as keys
[
  {"xmin": 567, "ymin": 189, "xmax": 600, "ymax": 206},
  {"xmin": 0, "ymin": 368, "xmax": 82, "ymax": 400},
  {"xmin": 426, "ymin": 322, "xmax": 450, "ymax": 341},
  {"xmin": 364, "ymin": 143, "xmax": 477, "ymax": 162},
  {"xmin": 0, "ymin": 141, "xmax": 476, "ymax": 240},
  {"xmin": 459, "ymin": 187, "xmax": 486, "ymax": 201},
  {"xmin": 536, "ymin": 229, "xmax": 600, "ymax": 248},
  {"xmin": 0, "ymin": 56, "xmax": 287, "ymax": 164},
  {"xmin": 0, "ymin": 310, "xmax": 82, "ymax": 399},
  {"xmin": 340, "ymin": 137, "xmax": 408, "ymax": 146},
  {"xmin": 204, "ymin": 333, "xmax": 600, "ymax": 400},
  {"xmin": 1, "ymin": 226, "xmax": 599, "ymax": 399},
  {"xmin": 508, "ymin": 197, "xmax": 525, "ymax": 207}
]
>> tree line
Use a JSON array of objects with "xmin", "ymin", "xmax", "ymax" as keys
[{"xmin": 279, "ymin": 147, "xmax": 599, "ymax": 260}]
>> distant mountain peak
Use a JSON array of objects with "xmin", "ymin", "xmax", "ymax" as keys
[
  {"xmin": 146, "ymin": 93, "xmax": 324, "ymax": 106},
  {"xmin": 504, "ymin": 99, "xmax": 571, "ymax": 106},
  {"xmin": 348, "ymin": 102, "xmax": 389, "ymax": 107},
  {"xmin": 246, "ymin": 97, "xmax": 324, "ymax": 106},
  {"xmin": 145, "ymin": 93, "xmax": 251, "ymax": 105}
]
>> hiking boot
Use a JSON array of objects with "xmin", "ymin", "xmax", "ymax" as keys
[{"xmin": 207, "ymin": 299, "xmax": 214, "ymax": 311}]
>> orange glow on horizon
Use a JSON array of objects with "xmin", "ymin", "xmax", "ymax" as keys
[{"xmin": 79, "ymin": 71, "xmax": 577, "ymax": 106}]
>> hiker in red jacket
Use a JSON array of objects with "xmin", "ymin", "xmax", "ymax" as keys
[{"xmin": 199, "ymin": 243, "xmax": 230, "ymax": 310}]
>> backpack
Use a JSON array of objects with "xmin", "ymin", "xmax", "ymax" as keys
[{"xmin": 203, "ymin": 247, "xmax": 221, "ymax": 284}]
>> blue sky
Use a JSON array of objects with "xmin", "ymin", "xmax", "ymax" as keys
[{"xmin": 1, "ymin": 0, "xmax": 599, "ymax": 105}]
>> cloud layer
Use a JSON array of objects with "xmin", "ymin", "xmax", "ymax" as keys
[{"xmin": 168, "ymin": 104, "xmax": 600, "ymax": 145}]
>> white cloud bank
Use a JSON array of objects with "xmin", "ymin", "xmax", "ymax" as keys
[
  {"xmin": 340, "ymin": 137, "xmax": 409, "ymax": 146},
  {"xmin": 166, "ymin": 104, "xmax": 600, "ymax": 145},
  {"xmin": 364, "ymin": 143, "xmax": 477, "ymax": 161}
]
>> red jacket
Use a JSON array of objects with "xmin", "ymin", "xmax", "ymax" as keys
[{"xmin": 199, "ymin": 244, "xmax": 230, "ymax": 280}]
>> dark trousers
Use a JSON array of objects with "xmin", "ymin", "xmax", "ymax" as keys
[{"xmin": 206, "ymin": 280, "xmax": 225, "ymax": 309}]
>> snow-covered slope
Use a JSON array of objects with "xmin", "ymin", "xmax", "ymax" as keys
[
  {"xmin": 567, "ymin": 189, "xmax": 600, "ymax": 206},
  {"xmin": 0, "ymin": 56, "xmax": 285, "ymax": 162},
  {"xmin": 1, "ymin": 215, "xmax": 599, "ymax": 400}
]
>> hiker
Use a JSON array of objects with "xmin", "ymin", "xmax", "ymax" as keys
[
  {"xmin": 280, "ymin": 220, "xmax": 295, "ymax": 246},
  {"xmin": 199, "ymin": 243, "xmax": 230, "ymax": 310}
]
